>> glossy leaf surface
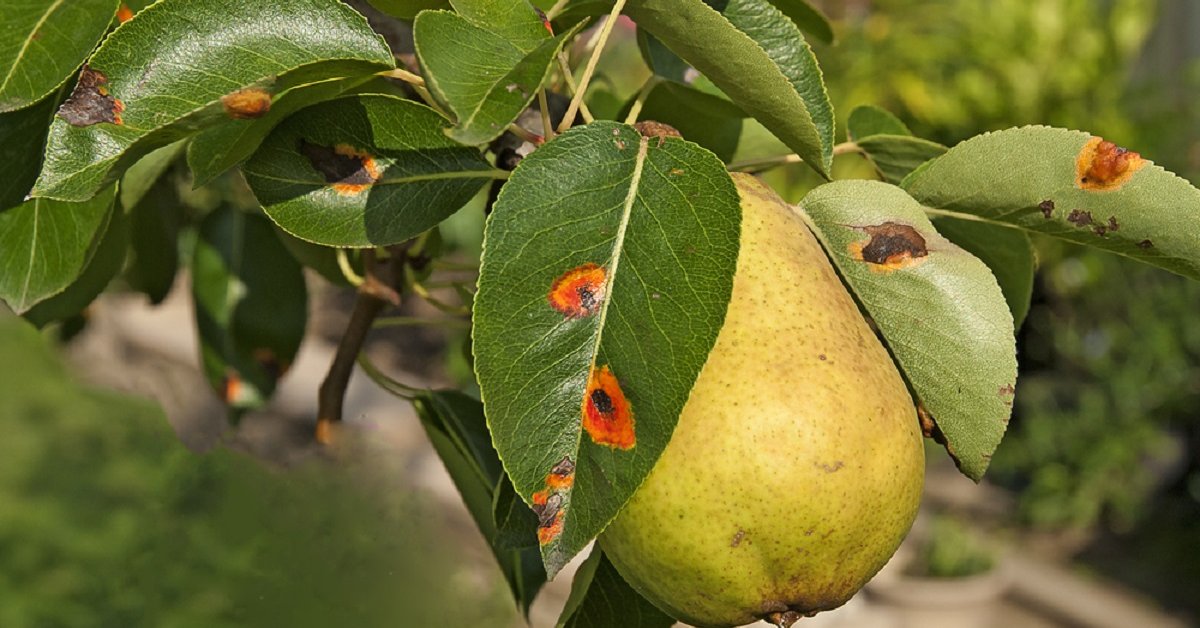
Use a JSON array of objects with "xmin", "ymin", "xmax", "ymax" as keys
[
  {"xmin": 24, "ymin": 201, "xmax": 128, "ymax": 327},
  {"xmin": 243, "ymin": 95, "xmax": 496, "ymax": 247},
  {"xmin": 802, "ymin": 180, "xmax": 1017, "ymax": 480},
  {"xmin": 474, "ymin": 122, "xmax": 740, "ymax": 575},
  {"xmin": 0, "ymin": 0, "xmax": 117, "ymax": 112}
]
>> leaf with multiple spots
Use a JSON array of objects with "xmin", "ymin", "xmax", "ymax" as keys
[
  {"xmin": 242, "ymin": 94, "xmax": 498, "ymax": 247},
  {"xmin": 0, "ymin": 186, "xmax": 116, "ymax": 314},
  {"xmin": 556, "ymin": 548, "xmax": 675, "ymax": 628},
  {"xmin": 902, "ymin": 126, "xmax": 1200, "ymax": 281},
  {"xmin": 32, "ymin": 0, "xmax": 395, "ymax": 202},
  {"xmin": 414, "ymin": 6, "xmax": 584, "ymax": 145},
  {"xmin": 192, "ymin": 207, "xmax": 307, "ymax": 411},
  {"xmin": 801, "ymin": 180, "xmax": 1017, "ymax": 481},
  {"xmin": 413, "ymin": 390, "xmax": 546, "ymax": 614},
  {"xmin": 0, "ymin": 0, "xmax": 118, "ymax": 113},
  {"xmin": 473, "ymin": 122, "xmax": 741, "ymax": 576},
  {"xmin": 627, "ymin": 0, "xmax": 834, "ymax": 177}
]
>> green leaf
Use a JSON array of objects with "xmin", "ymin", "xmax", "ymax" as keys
[
  {"xmin": 556, "ymin": 548, "xmax": 675, "ymax": 628},
  {"xmin": 415, "ymin": 10, "xmax": 582, "ymax": 145},
  {"xmin": 187, "ymin": 76, "xmax": 374, "ymax": 187},
  {"xmin": 192, "ymin": 207, "xmax": 307, "ymax": 410},
  {"xmin": 931, "ymin": 217, "xmax": 1035, "ymax": 330},
  {"xmin": 1, "ymin": 83, "xmax": 69, "ymax": 210},
  {"xmin": 274, "ymin": 231, "xmax": 359, "ymax": 288},
  {"xmin": 769, "ymin": 0, "xmax": 834, "ymax": 45},
  {"xmin": 125, "ymin": 169, "xmax": 183, "ymax": 305},
  {"xmin": 801, "ymin": 180, "xmax": 1017, "ymax": 481},
  {"xmin": 902, "ymin": 126, "xmax": 1200, "ymax": 281},
  {"xmin": 32, "ymin": 0, "xmax": 395, "ymax": 202},
  {"xmin": 0, "ymin": 0, "xmax": 118, "ymax": 112},
  {"xmin": 0, "ymin": 186, "xmax": 117, "ymax": 313},
  {"xmin": 473, "ymin": 122, "xmax": 741, "ymax": 575},
  {"xmin": 242, "ymin": 94, "xmax": 497, "ymax": 248},
  {"xmin": 413, "ymin": 390, "xmax": 546, "ymax": 614},
  {"xmin": 24, "ymin": 199, "xmax": 129, "ymax": 327},
  {"xmin": 627, "ymin": 0, "xmax": 834, "ymax": 177},
  {"xmin": 621, "ymin": 81, "xmax": 744, "ymax": 162},
  {"xmin": 492, "ymin": 476, "xmax": 540, "ymax": 550},
  {"xmin": 368, "ymin": 0, "xmax": 450, "ymax": 20},
  {"xmin": 847, "ymin": 104, "xmax": 911, "ymax": 140},
  {"xmin": 119, "ymin": 139, "xmax": 187, "ymax": 210},
  {"xmin": 450, "ymin": 0, "xmax": 551, "ymax": 52},
  {"xmin": 855, "ymin": 135, "xmax": 948, "ymax": 184}
]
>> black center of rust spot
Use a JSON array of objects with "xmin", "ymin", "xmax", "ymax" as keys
[
  {"xmin": 533, "ymin": 493, "xmax": 563, "ymax": 528},
  {"xmin": 1067, "ymin": 209, "xmax": 1094, "ymax": 227},
  {"xmin": 1038, "ymin": 200, "xmax": 1055, "ymax": 218},
  {"xmin": 58, "ymin": 65, "xmax": 124, "ymax": 127},
  {"xmin": 576, "ymin": 285, "xmax": 596, "ymax": 311},
  {"xmin": 859, "ymin": 222, "xmax": 928, "ymax": 265},
  {"xmin": 298, "ymin": 139, "xmax": 377, "ymax": 187},
  {"xmin": 550, "ymin": 455, "xmax": 575, "ymax": 477},
  {"xmin": 590, "ymin": 389, "xmax": 614, "ymax": 415}
]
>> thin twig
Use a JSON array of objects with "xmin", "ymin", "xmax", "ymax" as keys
[
  {"xmin": 381, "ymin": 67, "xmax": 426, "ymax": 87},
  {"xmin": 374, "ymin": 316, "xmax": 471, "ymax": 329},
  {"xmin": 623, "ymin": 75, "xmax": 662, "ymax": 125},
  {"xmin": 507, "ymin": 122, "xmax": 545, "ymax": 146},
  {"xmin": 545, "ymin": 0, "xmax": 570, "ymax": 20},
  {"xmin": 537, "ymin": 89, "xmax": 555, "ymax": 140},
  {"xmin": 336, "ymin": 249, "xmax": 364, "ymax": 287},
  {"xmin": 556, "ymin": 54, "xmax": 594, "ymax": 124},
  {"xmin": 726, "ymin": 143, "xmax": 860, "ymax": 173},
  {"xmin": 413, "ymin": 84, "xmax": 451, "ymax": 119},
  {"xmin": 558, "ymin": 1, "xmax": 627, "ymax": 133}
]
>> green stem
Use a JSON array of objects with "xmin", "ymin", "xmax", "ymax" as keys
[
  {"xmin": 356, "ymin": 353, "xmax": 421, "ymax": 400},
  {"xmin": 336, "ymin": 249, "xmax": 364, "ymax": 287},
  {"xmin": 558, "ymin": 1, "xmax": 627, "ymax": 133},
  {"xmin": 374, "ymin": 316, "xmax": 471, "ymax": 329},
  {"xmin": 623, "ymin": 76, "xmax": 662, "ymax": 125},
  {"xmin": 556, "ymin": 54, "xmax": 594, "ymax": 124},
  {"xmin": 727, "ymin": 143, "xmax": 859, "ymax": 173},
  {"xmin": 538, "ymin": 89, "xmax": 555, "ymax": 140}
]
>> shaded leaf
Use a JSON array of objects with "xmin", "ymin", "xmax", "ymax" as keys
[
  {"xmin": 187, "ymin": 76, "xmax": 374, "ymax": 187},
  {"xmin": 125, "ymin": 167, "xmax": 183, "ymax": 305},
  {"xmin": 769, "ymin": 0, "xmax": 834, "ymax": 45},
  {"xmin": 932, "ymin": 217, "xmax": 1035, "ymax": 330},
  {"xmin": 415, "ymin": 10, "xmax": 583, "ymax": 145},
  {"xmin": 192, "ymin": 207, "xmax": 307, "ymax": 410},
  {"xmin": 24, "ymin": 200, "xmax": 129, "ymax": 327},
  {"xmin": 0, "ymin": 0, "xmax": 118, "ymax": 112},
  {"xmin": 620, "ymin": 81, "xmax": 744, "ymax": 162},
  {"xmin": 627, "ymin": 0, "xmax": 833, "ymax": 177},
  {"xmin": 846, "ymin": 103, "xmax": 910, "ymax": 140},
  {"xmin": 414, "ymin": 390, "xmax": 546, "ymax": 614},
  {"xmin": 119, "ymin": 139, "xmax": 187, "ymax": 210},
  {"xmin": 33, "ymin": 0, "xmax": 395, "ymax": 202},
  {"xmin": 242, "ymin": 94, "xmax": 497, "ymax": 247},
  {"xmin": 274, "ymin": 230, "xmax": 360, "ymax": 288},
  {"xmin": 1, "ymin": 83, "xmax": 68, "ymax": 210},
  {"xmin": 368, "ymin": 0, "xmax": 450, "ymax": 20},
  {"xmin": 855, "ymin": 135, "xmax": 947, "ymax": 184},
  {"xmin": 802, "ymin": 180, "xmax": 1016, "ymax": 481},
  {"xmin": 556, "ymin": 548, "xmax": 675, "ymax": 628},
  {"xmin": 0, "ymin": 187, "xmax": 117, "ymax": 313},
  {"xmin": 473, "ymin": 122, "xmax": 740, "ymax": 575},
  {"xmin": 493, "ymin": 476, "xmax": 540, "ymax": 550},
  {"xmin": 902, "ymin": 126, "xmax": 1200, "ymax": 280}
]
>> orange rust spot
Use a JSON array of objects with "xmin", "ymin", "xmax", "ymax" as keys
[
  {"xmin": 116, "ymin": 3, "xmax": 134, "ymax": 23},
  {"xmin": 299, "ymin": 140, "xmax": 381, "ymax": 196},
  {"xmin": 1076, "ymin": 137, "xmax": 1146, "ymax": 191},
  {"xmin": 221, "ymin": 87, "xmax": 272, "ymax": 120},
  {"xmin": 222, "ymin": 373, "xmax": 243, "ymax": 404},
  {"xmin": 583, "ymin": 365, "xmax": 636, "ymax": 449},
  {"xmin": 530, "ymin": 456, "xmax": 575, "ymax": 545},
  {"xmin": 537, "ymin": 509, "xmax": 565, "ymax": 544},
  {"xmin": 58, "ymin": 65, "xmax": 124, "ymax": 127},
  {"xmin": 548, "ymin": 263, "xmax": 606, "ymax": 318},
  {"xmin": 849, "ymin": 222, "xmax": 928, "ymax": 272}
]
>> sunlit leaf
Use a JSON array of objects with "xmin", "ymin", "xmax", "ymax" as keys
[
  {"xmin": 846, "ymin": 104, "xmax": 910, "ymax": 140},
  {"xmin": 932, "ymin": 217, "xmax": 1035, "ymax": 330},
  {"xmin": 769, "ymin": 0, "xmax": 835, "ymax": 45},
  {"xmin": 0, "ymin": 0, "xmax": 118, "ymax": 112},
  {"xmin": 802, "ymin": 180, "xmax": 1017, "ymax": 480},
  {"xmin": 473, "ymin": 122, "xmax": 740, "ymax": 575},
  {"xmin": 24, "ymin": 201, "xmax": 128, "ymax": 327}
]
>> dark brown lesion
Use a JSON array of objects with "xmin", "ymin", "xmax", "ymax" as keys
[
  {"xmin": 590, "ymin": 388, "xmax": 614, "ymax": 415},
  {"xmin": 1066, "ymin": 209, "xmax": 1094, "ymax": 227},
  {"xmin": 298, "ymin": 139, "xmax": 380, "ymax": 195},
  {"xmin": 550, "ymin": 455, "xmax": 575, "ymax": 478},
  {"xmin": 1038, "ymin": 200, "xmax": 1055, "ymax": 218},
  {"xmin": 633, "ymin": 120, "xmax": 683, "ymax": 147},
  {"xmin": 58, "ymin": 65, "xmax": 124, "ymax": 127},
  {"xmin": 857, "ymin": 222, "xmax": 928, "ymax": 266}
]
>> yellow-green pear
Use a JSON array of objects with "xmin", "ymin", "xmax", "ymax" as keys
[{"xmin": 599, "ymin": 173, "xmax": 925, "ymax": 627}]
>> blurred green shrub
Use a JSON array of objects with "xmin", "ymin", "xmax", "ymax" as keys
[{"xmin": 907, "ymin": 516, "xmax": 996, "ymax": 579}]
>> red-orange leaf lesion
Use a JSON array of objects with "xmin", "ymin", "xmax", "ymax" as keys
[
  {"xmin": 116, "ymin": 3, "xmax": 134, "ymax": 23},
  {"xmin": 582, "ymin": 365, "xmax": 635, "ymax": 449},
  {"xmin": 299, "ymin": 140, "xmax": 381, "ymax": 196},
  {"xmin": 221, "ymin": 87, "xmax": 272, "ymax": 120},
  {"xmin": 548, "ymin": 263, "xmax": 606, "ymax": 318},
  {"xmin": 532, "ymin": 456, "xmax": 575, "ymax": 545},
  {"xmin": 1076, "ymin": 136, "xmax": 1146, "ymax": 191}
]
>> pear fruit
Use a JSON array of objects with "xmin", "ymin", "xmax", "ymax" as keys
[{"xmin": 599, "ymin": 173, "xmax": 925, "ymax": 627}]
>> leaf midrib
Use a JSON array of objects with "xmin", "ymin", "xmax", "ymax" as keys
[{"xmin": 0, "ymin": 0, "xmax": 69, "ymax": 98}]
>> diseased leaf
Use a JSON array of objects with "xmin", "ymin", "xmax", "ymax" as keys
[
  {"xmin": 802, "ymin": 180, "xmax": 1017, "ymax": 481},
  {"xmin": 769, "ymin": 0, "xmax": 834, "ymax": 45},
  {"xmin": 473, "ymin": 122, "xmax": 741, "ymax": 575},
  {"xmin": 932, "ymin": 217, "xmax": 1035, "ymax": 330},
  {"xmin": 1, "ymin": 83, "xmax": 69, "ymax": 210},
  {"xmin": 192, "ymin": 207, "xmax": 307, "ymax": 411},
  {"xmin": 627, "ymin": 0, "xmax": 834, "ymax": 177},
  {"xmin": 415, "ymin": 10, "xmax": 583, "ymax": 145},
  {"xmin": 620, "ymin": 81, "xmax": 744, "ymax": 162},
  {"xmin": 33, "ymin": 0, "xmax": 395, "ymax": 202},
  {"xmin": 0, "ymin": 187, "xmax": 117, "ymax": 313},
  {"xmin": 556, "ymin": 548, "xmax": 675, "ymax": 628},
  {"xmin": 855, "ymin": 135, "xmax": 947, "ymax": 184},
  {"xmin": 414, "ymin": 390, "xmax": 546, "ymax": 614},
  {"xmin": 242, "ymin": 94, "xmax": 497, "ymax": 248},
  {"xmin": 902, "ymin": 126, "xmax": 1200, "ymax": 280},
  {"xmin": 847, "ymin": 104, "xmax": 911, "ymax": 140},
  {"xmin": 24, "ymin": 201, "xmax": 128, "ymax": 327},
  {"xmin": 0, "ymin": 0, "xmax": 118, "ymax": 112}
]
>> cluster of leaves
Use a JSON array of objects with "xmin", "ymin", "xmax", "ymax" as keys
[{"xmin": 2, "ymin": 0, "xmax": 1199, "ymax": 623}]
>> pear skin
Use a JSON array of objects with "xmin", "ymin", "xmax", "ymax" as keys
[{"xmin": 600, "ymin": 173, "xmax": 925, "ymax": 627}]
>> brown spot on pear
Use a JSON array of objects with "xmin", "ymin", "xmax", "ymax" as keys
[{"xmin": 600, "ymin": 174, "xmax": 924, "ymax": 626}]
